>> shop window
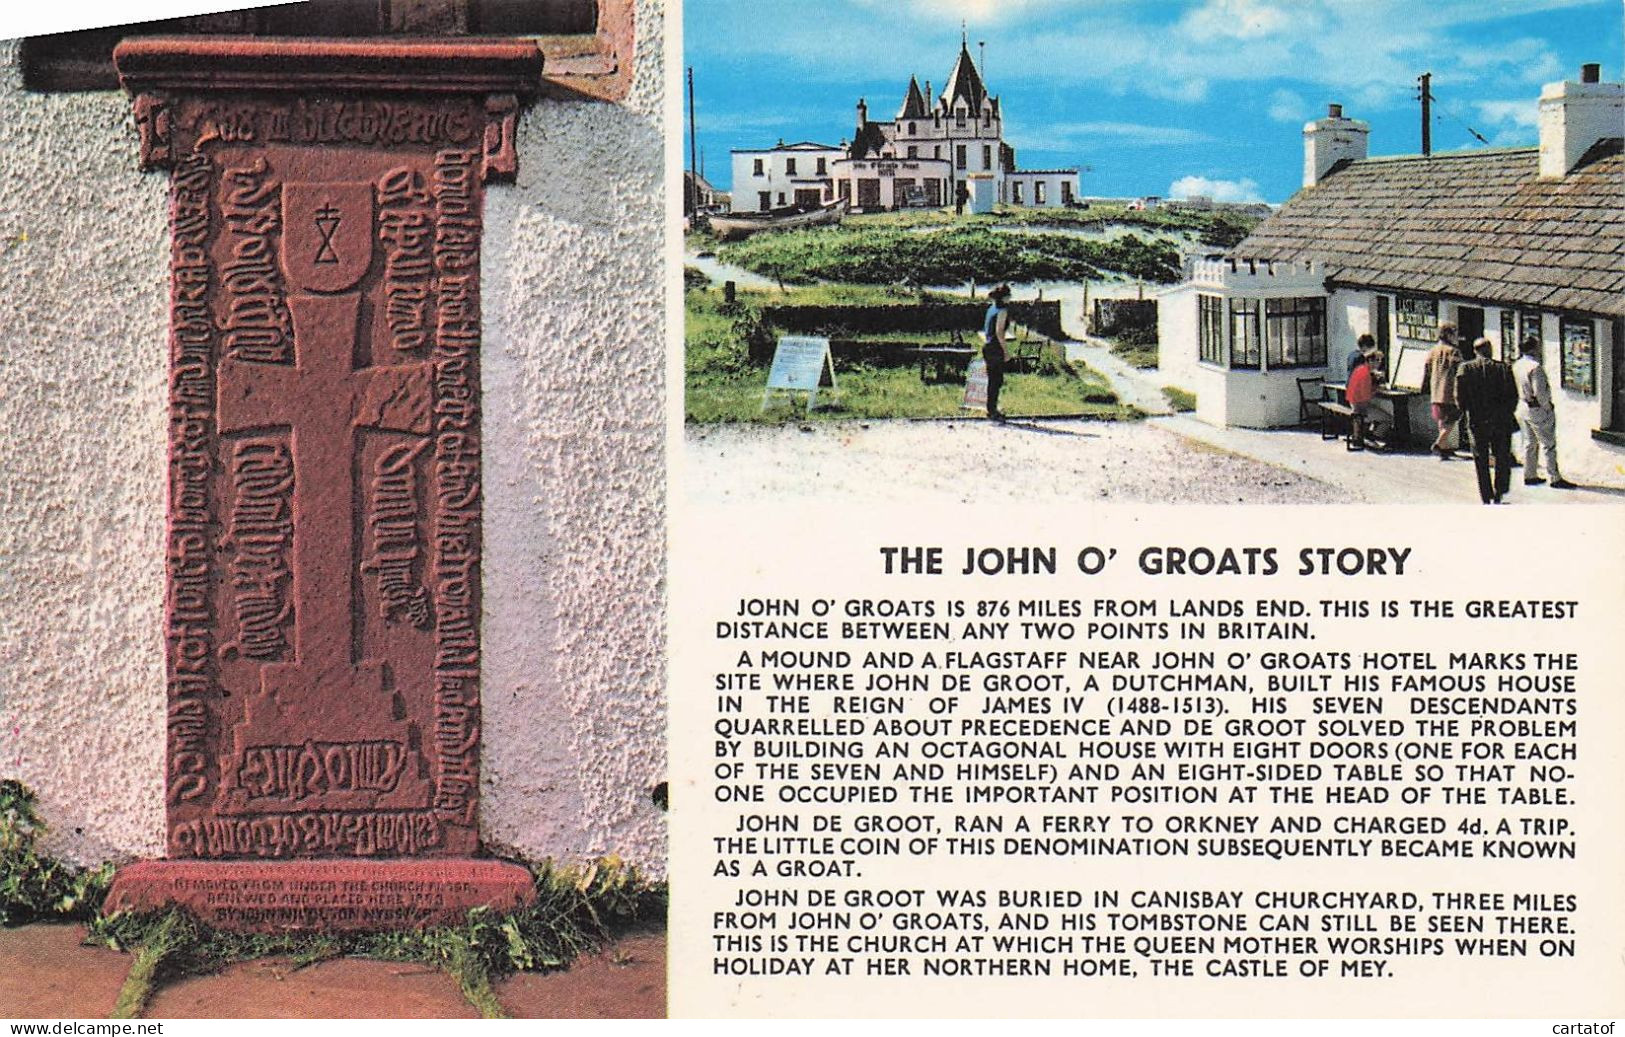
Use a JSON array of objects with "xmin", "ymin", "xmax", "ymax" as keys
[
  {"xmin": 1264, "ymin": 297, "xmax": 1327, "ymax": 368},
  {"xmin": 1199, "ymin": 295, "xmax": 1225, "ymax": 366},
  {"xmin": 1229, "ymin": 299, "xmax": 1261, "ymax": 369},
  {"xmin": 1561, "ymin": 317, "xmax": 1596, "ymax": 395},
  {"xmin": 22, "ymin": 0, "xmax": 633, "ymax": 101}
]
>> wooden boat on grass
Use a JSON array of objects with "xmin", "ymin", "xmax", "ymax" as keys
[{"xmin": 708, "ymin": 199, "xmax": 847, "ymax": 242}]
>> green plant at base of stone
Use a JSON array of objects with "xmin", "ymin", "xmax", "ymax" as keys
[
  {"xmin": 0, "ymin": 779, "xmax": 113, "ymax": 925},
  {"xmin": 88, "ymin": 856, "xmax": 665, "ymax": 1018}
]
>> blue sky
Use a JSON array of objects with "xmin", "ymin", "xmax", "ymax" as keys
[{"xmin": 684, "ymin": 0, "xmax": 1622, "ymax": 203}]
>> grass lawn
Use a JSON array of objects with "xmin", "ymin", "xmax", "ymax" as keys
[
  {"xmin": 686, "ymin": 286, "xmax": 1134, "ymax": 423},
  {"xmin": 1108, "ymin": 328, "xmax": 1160, "ymax": 369},
  {"xmin": 713, "ymin": 222, "xmax": 1183, "ymax": 287}
]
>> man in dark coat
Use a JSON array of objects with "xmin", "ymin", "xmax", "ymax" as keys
[{"xmin": 1455, "ymin": 337, "xmax": 1520, "ymax": 504}]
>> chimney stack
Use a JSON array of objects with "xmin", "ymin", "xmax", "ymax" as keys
[
  {"xmin": 1539, "ymin": 63, "xmax": 1623, "ymax": 179},
  {"xmin": 1303, "ymin": 103, "xmax": 1369, "ymax": 188}
]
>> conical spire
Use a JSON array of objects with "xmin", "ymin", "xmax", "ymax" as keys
[
  {"xmin": 941, "ymin": 37, "xmax": 988, "ymax": 114},
  {"xmin": 898, "ymin": 75, "xmax": 928, "ymax": 119}
]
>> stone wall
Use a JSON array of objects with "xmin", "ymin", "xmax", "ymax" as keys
[{"xmin": 0, "ymin": 0, "xmax": 667, "ymax": 875}]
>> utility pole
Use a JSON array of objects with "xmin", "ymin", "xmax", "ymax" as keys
[
  {"xmin": 687, "ymin": 66, "xmax": 698, "ymax": 214},
  {"xmin": 1418, "ymin": 72, "xmax": 1432, "ymax": 157}
]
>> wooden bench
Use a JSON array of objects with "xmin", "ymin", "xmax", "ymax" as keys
[
  {"xmin": 911, "ymin": 346, "xmax": 976, "ymax": 383},
  {"xmin": 1317, "ymin": 400, "xmax": 1361, "ymax": 449},
  {"xmin": 1005, "ymin": 325, "xmax": 1045, "ymax": 373}
]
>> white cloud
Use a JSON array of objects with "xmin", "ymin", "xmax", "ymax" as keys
[
  {"xmin": 1181, "ymin": 0, "xmax": 1292, "ymax": 40},
  {"xmin": 849, "ymin": 0, "xmax": 1082, "ymax": 25},
  {"xmin": 1169, "ymin": 175, "xmax": 1265, "ymax": 202},
  {"xmin": 1267, "ymin": 88, "xmax": 1307, "ymax": 123},
  {"xmin": 1476, "ymin": 99, "xmax": 1539, "ymax": 130}
]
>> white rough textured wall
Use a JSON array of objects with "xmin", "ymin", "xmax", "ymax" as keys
[
  {"xmin": 480, "ymin": 0, "xmax": 668, "ymax": 874},
  {"xmin": 0, "ymin": 0, "xmax": 668, "ymax": 876},
  {"xmin": 0, "ymin": 37, "xmax": 171, "ymax": 863}
]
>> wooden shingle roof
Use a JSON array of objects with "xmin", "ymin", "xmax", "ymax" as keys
[{"xmin": 1238, "ymin": 140, "xmax": 1625, "ymax": 317}]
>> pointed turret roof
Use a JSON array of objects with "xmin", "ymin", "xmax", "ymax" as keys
[
  {"xmin": 940, "ymin": 39, "xmax": 988, "ymax": 114},
  {"xmin": 898, "ymin": 75, "xmax": 928, "ymax": 119}
]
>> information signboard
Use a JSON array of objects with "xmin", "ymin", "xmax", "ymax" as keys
[
  {"xmin": 961, "ymin": 357, "xmax": 989, "ymax": 411},
  {"xmin": 762, "ymin": 335, "xmax": 837, "ymax": 411}
]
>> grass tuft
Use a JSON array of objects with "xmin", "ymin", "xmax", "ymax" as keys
[
  {"xmin": 1162, "ymin": 386, "xmax": 1197, "ymax": 413},
  {"xmin": 0, "ymin": 780, "xmax": 112, "ymax": 925}
]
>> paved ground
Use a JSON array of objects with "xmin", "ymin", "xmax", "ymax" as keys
[
  {"xmin": 0, "ymin": 924, "xmax": 665, "ymax": 1019},
  {"xmin": 685, "ymin": 411, "xmax": 1625, "ymax": 507},
  {"xmin": 685, "ymin": 418, "xmax": 1353, "ymax": 505}
]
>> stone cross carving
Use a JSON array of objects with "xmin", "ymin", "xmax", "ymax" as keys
[{"xmin": 104, "ymin": 37, "xmax": 540, "ymax": 931}]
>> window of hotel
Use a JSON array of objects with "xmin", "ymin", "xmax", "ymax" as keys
[
  {"xmin": 1395, "ymin": 294, "xmax": 1438, "ymax": 342},
  {"xmin": 1229, "ymin": 299, "xmax": 1261, "ymax": 369},
  {"xmin": 753, "ymin": 158, "xmax": 764, "ymax": 176},
  {"xmin": 909, "ymin": 122, "xmax": 917, "ymax": 135},
  {"xmin": 906, "ymin": 146, "xmax": 917, "ymax": 159},
  {"xmin": 21, "ymin": 0, "xmax": 635, "ymax": 101},
  {"xmin": 1199, "ymin": 295, "xmax": 1225, "ymax": 366},
  {"xmin": 785, "ymin": 157, "xmax": 797, "ymax": 175},
  {"xmin": 1561, "ymin": 317, "xmax": 1596, "ymax": 395},
  {"xmin": 1500, "ymin": 310, "xmax": 1542, "ymax": 361},
  {"xmin": 1522, "ymin": 311, "xmax": 1544, "ymax": 348},
  {"xmin": 956, "ymin": 145, "xmax": 967, "ymax": 169},
  {"xmin": 816, "ymin": 157, "xmax": 827, "ymax": 174},
  {"xmin": 1011, "ymin": 182, "xmax": 1023, "ymax": 204},
  {"xmin": 1034, "ymin": 181, "xmax": 1046, "ymax": 204},
  {"xmin": 1264, "ymin": 297, "xmax": 1327, "ymax": 368},
  {"xmin": 981, "ymin": 145, "xmax": 992, "ymax": 169},
  {"xmin": 934, "ymin": 146, "xmax": 942, "ymax": 159}
]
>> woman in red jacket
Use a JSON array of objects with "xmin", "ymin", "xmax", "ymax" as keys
[{"xmin": 1346, "ymin": 351, "xmax": 1376, "ymax": 448}]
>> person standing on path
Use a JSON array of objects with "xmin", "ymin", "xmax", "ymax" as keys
[
  {"xmin": 1513, "ymin": 335, "xmax": 1576, "ymax": 489},
  {"xmin": 1422, "ymin": 322, "xmax": 1463, "ymax": 460},
  {"xmin": 1456, "ymin": 337, "xmax": 1520, "ymax": 504},
  {"xmin": 983, "ymin": 283, "xmax": 1012, "ymax": 421}
]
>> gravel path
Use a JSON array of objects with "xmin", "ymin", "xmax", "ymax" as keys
[{"xmin": 684, "ymin": 418, "xmax": 1353, "ymax": 505}]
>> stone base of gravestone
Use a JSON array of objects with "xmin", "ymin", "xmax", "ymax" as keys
[{"xmin": 106, "ymin": 859, "xmax": 535, "ymax": 932}]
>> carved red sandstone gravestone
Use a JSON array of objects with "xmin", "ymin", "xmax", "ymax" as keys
[{"xmin": 104, "ymin": 38, "xmax": 540, "ymax": 931}]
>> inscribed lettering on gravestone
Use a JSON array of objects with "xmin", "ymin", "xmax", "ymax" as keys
[{"xmin": 116, "ymin": 39, "xmax": 538, "ymax": 864}]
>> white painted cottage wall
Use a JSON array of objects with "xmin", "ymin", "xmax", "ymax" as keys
[{"xmin": 0, "ymin": 0, "xmax": 668, "ymax": 876}]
